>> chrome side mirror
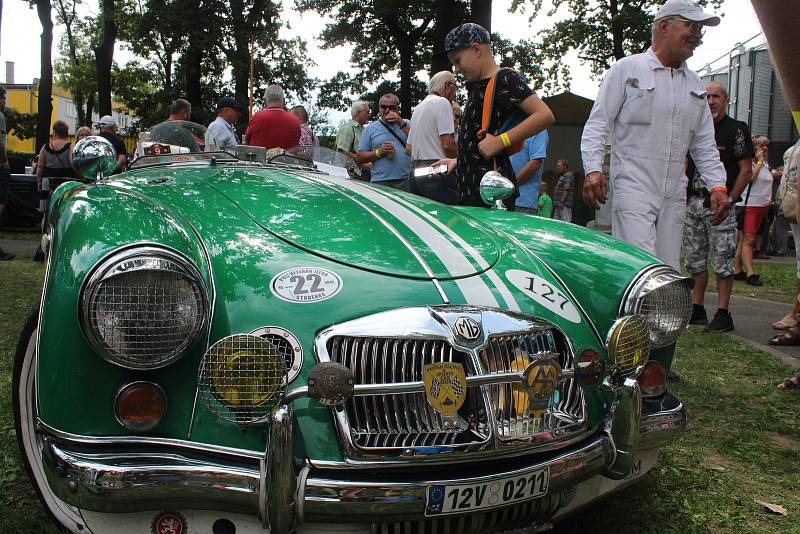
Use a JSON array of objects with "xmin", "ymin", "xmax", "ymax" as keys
[
  {"xmin": 480, "ymin": 171, "xmax": 515, "ymax": 210},
  {"xmin": 73, "ymin": 136, "xmax": 117, "ymax": 183}
]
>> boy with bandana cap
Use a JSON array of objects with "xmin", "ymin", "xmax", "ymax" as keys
[{"xmin": 435, "ymin": 23, "xmax": 554, "ymax": 208}]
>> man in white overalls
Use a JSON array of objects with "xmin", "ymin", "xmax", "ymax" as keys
[{"xmin": 581, "ymin": 0, "xmax": 729, "ymax": 270}]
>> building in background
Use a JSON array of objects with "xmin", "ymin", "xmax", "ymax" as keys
[
  {"xmin": 701, "ymin": 42, "xmax": 798, "ymax": 163},
  {"xmin": 3, "ymin": 62, "xmax": 137, "ymax": 154}
]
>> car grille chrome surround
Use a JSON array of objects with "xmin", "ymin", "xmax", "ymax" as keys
[
  {"xmin": 316, "ymin": 306, "xmax": 588, "ymax": 461},
  {"xmin": 80, "ymin": 246, "xmax": 208, "ymax": 370},
  {"xmin": 621, "ymin": 265, "xmax": 692, "ymax": 348}
]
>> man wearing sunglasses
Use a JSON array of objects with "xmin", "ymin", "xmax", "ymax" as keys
[
  {"xmin": 581, "ymin": 0, "xmax": 728, "ymax": 272},
  {"xmin": 356, "ymin": 93, "xmax": 412, "ymax": 190}
]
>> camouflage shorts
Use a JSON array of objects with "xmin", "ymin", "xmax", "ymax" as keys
[{"xmin": 682, "ymin": 196, "xmax": 737, "ymax": 276}]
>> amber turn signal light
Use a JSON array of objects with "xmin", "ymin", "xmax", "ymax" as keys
[
  {"xmin": 637, "ymin": 360, "xmax": 666, "ymax": 398},
  {"xmin": 114, "ymin": 381, "xmax": 167, "ymax": 431}
]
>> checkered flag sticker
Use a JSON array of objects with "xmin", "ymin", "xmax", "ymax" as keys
[
  {"xmin": 452, "ymin": 377, "xmax": 464, "ymax": 397},
  {"xmin": 430, "ymin": 378, "xmax": 441, "ymax": 398}
]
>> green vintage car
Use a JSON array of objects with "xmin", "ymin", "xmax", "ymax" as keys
[{"xmin": 14, "ymin": 132, "xmax": 690, "ymax": 534}]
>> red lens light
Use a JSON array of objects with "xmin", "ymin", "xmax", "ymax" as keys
[
  {"xmin": 115, "ymin": 381, "xmax": 167, "ymax": 431},
  {"xmin": 637, "ymin": 361, "xmax": 666, "ymax": 398},
  {"xmin": 577, "ymin": 350, "xmax": 604, "ymax": 385}
]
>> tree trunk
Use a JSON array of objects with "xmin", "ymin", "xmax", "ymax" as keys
[
  {"xmin": 75, "ymin": 93, "xmax": 85, "ymax": 127},
  {"xmin": 94, "ymin": 0, "xmax": 117, "ymax": 117},
  {"xmin": 398, "ymin": 40, "xmax": 413, "ymax": 118},
  {"xmin": 85, "ymin": 94, "xmax": 95, "ymax": 126},
  {"xmin": 182, "ymin": 49, "xmax": 203, "ymax": 120},
  {"xmin": 36, "ymin": 0, "xmax": 54, "ymax": 153},
  {"xmin": 610, "ymin": 0, "xmax": 624, "ymax": 60},
  {"xmin": 470, "ymin": 0, "xmax": 491, "ymax": 34},
  {"xmin": 431, "ymin": 0, "xmax": 456, "ymax": 75}
]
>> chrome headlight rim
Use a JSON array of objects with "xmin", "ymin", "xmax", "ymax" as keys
[
  {"xmin": 620, "ymin": 265, "xmax": 692, "ymax": 348},
  {"xmin": 79, "ymin": 244, "xmax": 209, "ymax": 370}
]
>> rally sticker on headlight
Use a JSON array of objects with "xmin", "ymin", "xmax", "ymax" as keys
[
  {"xmin": 505, "ymin": 270, "xmax": 581, "ymax": 323},
  {"xmin": 270, "ymin": 267, "xmax": 343, "ymax": 303}
]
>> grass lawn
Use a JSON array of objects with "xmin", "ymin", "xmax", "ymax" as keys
[
  {"xmin": 1, "ymin": 259, "xmax": 799, "ymax": 533},
  {"xmin": 684, "ymin": 260, "xmax": 797, "ymax": 304}
]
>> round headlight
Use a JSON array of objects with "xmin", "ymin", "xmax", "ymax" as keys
[
  {"xmin": 606, "ymin": 315, "xmax": 650, "ymax": 373},
  {"xmin": 622, "ymin": 266, "xmax": 692, "ymax": 348},
  {"xmin": 81, "ymin": 246, "xmax": 208, "ymax": 369},
  {"xmin": 199, "ymin": 334, "xmax": 287, "ymax": 425}
]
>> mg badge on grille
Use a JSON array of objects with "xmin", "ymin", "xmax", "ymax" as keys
[
  {"xmin": 423, "ymin": 362, "xmax": 466, "ymax": 415},
  {"xmin": 522, "ymin": 356, "xmax": 561, "ymax": 418},
  {"xmin": 453, "ymin": 316, "xmax": 481, "ymax": 341}
]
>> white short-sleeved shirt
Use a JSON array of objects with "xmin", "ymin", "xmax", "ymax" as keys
[
  {"xmin": 205, "ymin": 116, "xmax": 238, "ymax": 153},
  {"xmin": 408, "ymin": 94, "xmax": 455, "ymax": 161}
]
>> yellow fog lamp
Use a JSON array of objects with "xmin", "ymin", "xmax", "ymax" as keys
[
  {"xmin": 199, "ymin": 334, "xmax": 287, "ymax": 425},
  {"xmin": 606, "ymin": 315, "xmax": 650, "ymax": 374}
]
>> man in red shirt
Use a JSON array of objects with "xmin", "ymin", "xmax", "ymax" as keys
[{"xmin": 244, "ymin": 85, "xmax": 301, "ymax": 149}]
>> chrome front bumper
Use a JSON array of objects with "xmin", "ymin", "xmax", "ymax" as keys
[{"xmin": 39, "ymin": 391, "xmax": 686, "ymax": 526}]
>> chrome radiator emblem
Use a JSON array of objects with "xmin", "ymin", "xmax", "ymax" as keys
[{"xmin": 453, "ymin": 316, "xmax": 481, "ymax": 341}]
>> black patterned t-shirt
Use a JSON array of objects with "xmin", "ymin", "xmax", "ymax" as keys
[{"xmin": 457, "ymin": 68, "xmax": 534, "ymax": 206}]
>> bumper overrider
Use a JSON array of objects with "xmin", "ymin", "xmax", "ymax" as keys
[{"xmin": 37, "ymin": 378, "xmax": 686, "ymax": 530}]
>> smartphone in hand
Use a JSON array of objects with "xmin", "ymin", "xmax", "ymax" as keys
[{"xmin": 413, "ymin": 164, "xmax": 448, "ymax": 177}]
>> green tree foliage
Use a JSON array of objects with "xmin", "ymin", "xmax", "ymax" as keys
[
  {"xmin": 53, "ymin": 0, "xmax": 98, "ymax": 126},
  {"xmin": 118, "ymin": 0, "xmax": 313, "ymax": 127},
  {"xmin": 512, "ymin": 0, "xmax": 724, "ymax": 82},
  {"xmin": 4, "ymin": 108, "xmax": 39, "ymax": 141},
  {"xmin": 296, "ymin": 0, "xmax": 470, "ymax": 117}
]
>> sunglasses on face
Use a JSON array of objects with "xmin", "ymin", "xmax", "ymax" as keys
[
  {"xmin": 379, "ymin": 104, "xmax": 399, "ymax": 111},
  {"xmin": 675, "ymin": 17, "xmax": 705, "ymax": 36}
]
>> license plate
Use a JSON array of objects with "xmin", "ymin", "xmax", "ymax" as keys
[{"xmin": 425, "ymin": 466, "xmax": 550, "ymax": 516}]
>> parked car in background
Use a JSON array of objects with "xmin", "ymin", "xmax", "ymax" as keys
[{"xmin": 14, "ymin": 130, "xmax": 690, "ymax": 534}]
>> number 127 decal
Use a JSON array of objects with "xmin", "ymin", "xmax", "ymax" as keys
[{"xmin": 505, "ymin": 269, "xmax": 581, "ymax": 323}]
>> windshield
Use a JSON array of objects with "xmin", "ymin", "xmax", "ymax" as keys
[{"xmin": 131, "ymin": 121, "xmax": 355, "ymax": 176}]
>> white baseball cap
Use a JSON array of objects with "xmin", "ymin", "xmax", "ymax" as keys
[
  {"xmin": 655, "ymin": 0, "xmax": 720, "ymax": 26},
  {"xmin": 98, "ymin": 115, "xmax": 117, "ymax": 127}
]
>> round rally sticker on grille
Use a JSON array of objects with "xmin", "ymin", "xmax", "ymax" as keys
[{"xmin": 270, "ymin": 267, "xmax": 343, "ymax": 303}]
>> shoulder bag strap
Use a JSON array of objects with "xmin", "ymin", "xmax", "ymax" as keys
[
  {"xmin": 379, "ymin": 120, "xmax": 407, "ymax": 148},
  {"xmin": 478, "ymin": 72, "xmax": 499, "ymax": 171}
]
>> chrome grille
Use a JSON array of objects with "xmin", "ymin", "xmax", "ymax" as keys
[
  {"xmin": 329, "ymin": 337, "xmax": 490, "ymax": 449},
  {"xmin": 371, "ymin": 491, "xmax": 563, "ymax": 534},
  {"xmin": 481, "ymin": 332, "xmax": 585, "ymax": 441}
]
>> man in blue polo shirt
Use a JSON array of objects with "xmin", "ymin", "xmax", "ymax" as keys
[
  {"xmin": 510, "ymin": 130, "xmax": 549, "ymax": 215},
  {"xmin": 356, "ymin": 93, "xmax": 412, "ymax": 190}
]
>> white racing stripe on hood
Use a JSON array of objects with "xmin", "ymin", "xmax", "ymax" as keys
[
  {"xmin": 386, "ymin": 194, "xmax": 521, "ymax": 312},
  {"xmin": 316, "ymin": 176, "xmax": 500, "ymax": 307}
]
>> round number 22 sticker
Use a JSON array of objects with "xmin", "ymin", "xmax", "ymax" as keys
[{"xmin": 271, "ymin": 267, "xmax": 343, "ymax": 303}]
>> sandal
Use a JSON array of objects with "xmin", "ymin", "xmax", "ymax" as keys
[
  {"xmin": 772, "ymin": 314, "xmax": 798, "ymax": 330},
  {"xmin": 769, "ymin": 327, "xmax": 800, "ymax": 346},
  {"xmin": 778, "ymin": 373, "xmax": 800, "ymax": 391}
]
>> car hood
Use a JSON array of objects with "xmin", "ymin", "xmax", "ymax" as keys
[{"xmin": 201, "ymin": 167, "xmax": 500, "ymax": 280}]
